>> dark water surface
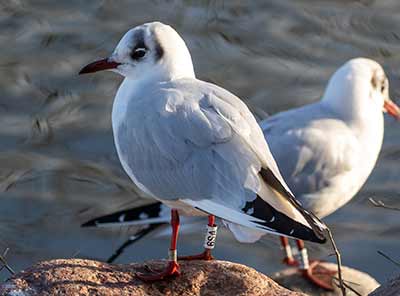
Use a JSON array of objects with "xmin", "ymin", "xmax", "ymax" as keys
[{"xmin": 0, "ymin": 0, "xmax": 399, "ymax": 283}]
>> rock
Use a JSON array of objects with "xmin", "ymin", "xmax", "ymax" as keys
[
  {"xmin": 369, "ymin": 273, "xmax": 400, "ymax": 296},
  {"xmin": 272, "ymin": 262, "xmax": 379, "ymax": 296},
  {"xmin": 0, "ymin": 259, "xmax": 306, "ymax": 296}
]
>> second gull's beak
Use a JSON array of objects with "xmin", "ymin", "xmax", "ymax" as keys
[{"xmin": 383, "ymin": 98, "xmax": 400, "ymax": 120}]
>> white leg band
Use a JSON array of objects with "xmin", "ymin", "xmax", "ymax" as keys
[
  {"xmin": 203, "ymin": 225, "xmax": 218, "ymax": 250},
  {"xmin": 168, "ymin": 249, "xmax": 177, "ymax": 261},
  {"xmin": 297, "ymin": 248, "xmax": 309, "ymax": 270},
  {"xmin": 284, "ymin": 244, "xmax": 293, "ymax": 259}
]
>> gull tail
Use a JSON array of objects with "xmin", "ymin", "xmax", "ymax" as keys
[
  {"xmin": 182, "ymin": 168, "xmax": 327, "ymax": 244},
  {"xmin": 81, "ymin": 202, "xmax": 169, "ymax": 228},
  {"xmin": 255, "ymin": 167, "xmax": 327, "ymax": 243}
]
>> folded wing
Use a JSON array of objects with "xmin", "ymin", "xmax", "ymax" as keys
[{"xmin": 120, "ymin": 79, "xmax": 327, "ymax": 243}]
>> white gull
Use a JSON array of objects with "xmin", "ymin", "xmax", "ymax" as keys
[{"xmin": 79, "ymin": 21, "xmax": 326, "ymax": 281}]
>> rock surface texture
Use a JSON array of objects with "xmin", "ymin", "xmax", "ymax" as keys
[
  {"xmin": 0, "ymin": 259, "xmax": 306, "ymax": 296},
  {"xmin": 272, "ymin": 262, "xmax": 380, "ymax": 296}
]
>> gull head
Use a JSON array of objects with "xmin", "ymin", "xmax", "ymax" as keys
[
  {"xmin": 322, "ymin": 58, "xmax": 400, "ymax": 121},
  {"xmin": 79, "ymin": 22, "xmax": 195, "ymax": 81}
]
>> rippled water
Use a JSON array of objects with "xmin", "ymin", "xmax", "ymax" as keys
[{"xmin": 0, "ymin": 0, "xmax": 400, "ymax": 284}]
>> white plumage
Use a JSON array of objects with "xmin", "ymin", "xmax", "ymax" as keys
[{"xmin": 81, "ymin": 21, "xmax": 327, "ymax": 244}]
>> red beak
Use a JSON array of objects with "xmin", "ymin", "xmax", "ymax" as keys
[
  {"xmin": 79, "ymin": 58, "xmax": 120, "ymax": 75},
  {"xmin": 384, "ymin": 99, "xmax": 400, "ymax": 120}
]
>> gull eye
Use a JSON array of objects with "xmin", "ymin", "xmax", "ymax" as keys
[
  {"xmin": 130, "ymin": 48, "xmax": 146, "ymax": 60},
  {"xmin": 380, "ymin": 78, "xmax": 388, "ymax": 93}
]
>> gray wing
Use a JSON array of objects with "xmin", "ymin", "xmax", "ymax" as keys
[
  {"xmin": 117, "ymin": 79, "xmax": 326, "ymax": 242},
  {"xmin": 260, "ymin": 104, "xmax": 360, "ymax": 217}
]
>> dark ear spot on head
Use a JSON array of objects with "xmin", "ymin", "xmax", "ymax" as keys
[
  {"xmin": 153, "ymin": 36, "xmax": 164, "ymax": 61},
  {"xmin": 371, "ymin": 71, "xmax": 378, "ymax": 89}
]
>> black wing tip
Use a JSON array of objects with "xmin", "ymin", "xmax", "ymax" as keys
[
  {"xmin": 302, "ymin": 229, "xmax": 327, "ymax": 244},
  {"xmin": 245, "ymin": 196, "xmax": 327, "ymax": 244},
  {"xmin": 253, "ymin": 220, "xmax": 327, "ymax": 244},
  {"xmin": 306, "ymin": 212, "xmax": 328, "ymax": 243},
  {"xmin": 258, "ymin": 167, "xmax": 327, "ymax": 243}
]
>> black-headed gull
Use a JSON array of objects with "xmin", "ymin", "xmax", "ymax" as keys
[
  {"xmin": 261, "ymin": 57, "xmax": 399, "ymax": 289},
  {"xmin": 83, "ymin": 57, "xmax": 399, "ymax": 288},
  {"xmin": 79, "ymin": 21, "xmax": 326, "ymax": 281}
]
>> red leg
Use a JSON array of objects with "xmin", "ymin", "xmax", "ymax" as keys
[
  {"xmin": 136, "ymin": 209, "xmax": 181, "ymax": 282},
  {"xmin": 178, "ymin": 215, "xmax": 216, "ymax": 261},
  {"xmin": 295, "ymin": 239, "xmax": 336, "ymax": 291},
  {"xmin": 280, "ymin": 236, "xmax": 297, "ymax": 266}
]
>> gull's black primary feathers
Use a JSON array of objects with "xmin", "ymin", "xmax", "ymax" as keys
[{"xmin": 260, "ymin": 167, "xmax": 326, "ymax": 242}]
